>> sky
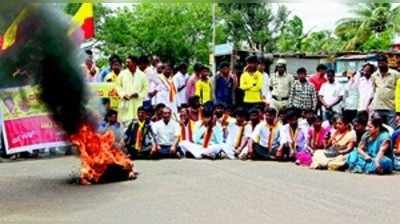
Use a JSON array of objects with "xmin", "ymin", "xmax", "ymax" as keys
[{"xmin": 105, "ymin": 1, "xmax": 353, "ymax": 32}]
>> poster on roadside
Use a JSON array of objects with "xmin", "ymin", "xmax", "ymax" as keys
[
  {"xmin": 0, "ymin": 85, "xmax": 68, "ymax": 154},
  {"xmin": 89, "ymin": 82, "xmax": 120, "ymax": 110}
]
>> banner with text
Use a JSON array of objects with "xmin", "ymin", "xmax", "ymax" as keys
[{"xmin": 0, "ymin": 86, "xmax": 68, "ymax": 154}]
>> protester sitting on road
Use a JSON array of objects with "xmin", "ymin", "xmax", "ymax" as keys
[
  {"xmin": 307, "ymin": 115, "xmax": 330, "ymax": 153},
  {"xmin": 276, "ymin": 109, "xmax": 308, "ymax": 164},
  {"xmin": 246, "ymin": 107, "xmax": 281, "ymax": 160},
  {"xmin": 124, "ymin": 106, "xmax": 155, "ymax": 159},
  {"xmin": 390, "ymin": 114, "xmax": 400, "ymax": 171},
  {"xmin": 180, "ymin": 104, "xmax": 227, "ymax": 159},
  {"xmin": 222, "ymin": 107, "xmax": 248, "ymax": 158},
  {"xmin": 214, "ymin": 103, "xmax": 235, "ymax": 139},
  {"xmin": 98, "ymin": 109, "xmax": 123, "ymax": 146},
  {"xmin": 177, "ymin": 105, "xmax": 195, "ymax": 145},
  {"xmin": 187, "ymin": 96, "xmax": 202, "ymax": 122},
  {"xmin": 310, "ymin": 115, "xmax": 356, "ymax": 171},
  {"xmin": 352, "ymin": 114, "xmax": 368, "ymax": 145},
  {"xmin": 152, "ymin": 103, "xmax": 166, "ymax": 122},
  {"xmin": 347, "ymin": 114, "xmax": 394, "ymax": 174},
  {"xmin": 151, "ymin": 107, "xmax": 182, "ymax": 159},
  {"xmin": 238, "ymin": 108, "xmax": 262, "ymax": 159}
]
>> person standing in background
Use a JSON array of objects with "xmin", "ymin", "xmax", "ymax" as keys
[
  {"xmin": 214, "ymin": 62, "xmax": 237, "ymax": 108},
  {"xmin": 358, "ymin": 63, "xmax": 375, "ymax": 114},
  {"xmin": 270, "ymin": 59, "xmax": 294, "ymax": 113},
  {"xmin": 173, "ymin": 63, "xmax": 190, "ymax": 107},
  {"xmin": 309, "ymin": 64, "xmax": 328, "ymax": 116},
  {"xmin": 240, "ymin": 55, "xmax": 264, "ymax": 110},
  {"xmin": 186, "ymin": 63, "xmax": 203, "ymax": 100},
  {"xmin": 116, "ymin": 55, "xmax": 149, "ymax": 127},
  {"xmin": 81, "ymin": 49, "xmax": 99, "ymax": 82},
  {"xmin": 288, "ymin": 67, "xmax": 317, "ymax": 112},
  {"xmin": 343, "ymin": 70, "xmax": 359, "ymax": 123},
  {"xmin": 258, "ymin": 59, "xmax": 271, "ymax": 106},
  {"xmin": 195, "ymin": 66, "xmax": 213, "ymax": 104},
  {"xmin": 104, "ymin": 55, "xmax": 123, "ymax": 83},
  {"xmin": 138, "ymin": 56, "xmax": 159, "ymax": 108},
  {"xmin": 372, "ymin": 54, "xmax": 400, "ymax": 128},
  {"xmin": 154, "ymin": 63, "xmax": 178, "ymax": 113},
  {"xmin": 319, "ymin": 69, "xmax": 344, "ymax": 122}
]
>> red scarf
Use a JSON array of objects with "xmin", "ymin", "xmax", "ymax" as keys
[
  {"xmin": 180, "ymin": 120, "xmax": 193, "ymax": 142},
  {"xmin": 203, "ymin": 125, "xmax": 213, "ymax": 148}
]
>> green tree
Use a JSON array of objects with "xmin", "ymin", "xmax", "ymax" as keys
[
  {"xmin": 276, "ymin": 16, "xmax": 305, "ymax": 53},
  {"xmin": 220, "ymin": 3, "xmax": 289, "ymax": 53},
  {"xmin": 300, "ymin": 31, "xmax": 343, "ymax": 54},
  {"xmin": 335, "ymin": 1, "xmax": 400, "ymax": 51},
  {"xmin": 96, "ymin": 3, "xmax": 225, "ymax": 64}
]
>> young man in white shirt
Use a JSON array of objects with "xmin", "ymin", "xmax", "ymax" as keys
[
  {"xmin": 138, "ymin": 56, "xmax": 161, "ymax": 108},
  {"xmin": 258, "ymin": 61, "xmax": 271, "ymax": 106},
  {"xmin": 247, "ymin": 108, "xmax": 281, "ymax": 160},
  {"xmin": 237, "ymin": 108, "xmax": 262, "ymax": 159},
  {"xmin": 220, "ymin": 108, "xmax": 248, "ymax": 159},
  {"xmin": 319, "ymin": 69, "xmax": 344, "ymax": 122},
  {"xmin": 151, "ymin": 107, "xmax": 181, "ymax": 159},
  {"xmin": 173, "ymin": 63, "xmax": 190, "ymax": 107}
]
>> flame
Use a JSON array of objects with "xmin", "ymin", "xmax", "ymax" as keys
[{"xmin": 70, "ymin": 124, "xmax": 135, "ymax": 185}]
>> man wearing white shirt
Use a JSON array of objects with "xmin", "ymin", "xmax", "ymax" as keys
[
  {"xmin": 154, "ymin": 64, "xmax": 178, "ymax": 113},
  {"xmin": 237, "ymin": 108, "xmax": 262, "ymax": 159},
  {"xmin": 258, "ymin": 61, "xmax": 271, "ymax": 105},
  {"xmin": 151, "ymin": 107, "xmax": 181, "ymax": 158},
  {"xmin": 138, "ymin": 56, "xmax": 161, "ymax": 107},
  {"xmin": 357, "ymin": 63, "xmax": 375, "ymax": 113},
  {"xmin": 173, "ymin": 63, "xmax": 189, "ymax": 107},
  {"xmin": 220, "ymin": 108, "xmax": 248, "ymax": 159},
  {"xmin": 319, "ymin": 69, "xmax": 344, "ymax": 122},
  {"xmin": 247, "ymin": 108, "xmax": 281, "ymax": 160}
]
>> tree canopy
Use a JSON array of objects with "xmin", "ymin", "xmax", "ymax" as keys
[{"xmin": 64, "ymin": 2, "xmax": 400, "ymax": 64}]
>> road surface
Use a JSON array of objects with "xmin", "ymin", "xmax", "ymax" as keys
[{"xmin": 0, "ymin": 157, "xmax": 399, "ymax": 224}]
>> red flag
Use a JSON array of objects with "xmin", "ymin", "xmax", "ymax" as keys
[{"xmin": 70, "ymin": 3, "xmax": 95, "ymax": 39}]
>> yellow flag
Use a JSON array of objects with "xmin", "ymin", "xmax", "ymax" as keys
[{"xmin": 1, "ymin": 8, "xmax": 28, "ymax": 50}]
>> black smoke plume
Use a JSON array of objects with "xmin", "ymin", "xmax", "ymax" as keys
[{"xmin": 0, "ymin": 4, "xmax": 90, "ymax": 134}]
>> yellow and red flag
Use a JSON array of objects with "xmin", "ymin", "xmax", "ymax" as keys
[
  {"xmin": 70, "ymin": 3, "xmax": 95, "ymax": 39},
  {"xmin": 0, "ymin": 7, "xmax": 29, "ymax": 51}
]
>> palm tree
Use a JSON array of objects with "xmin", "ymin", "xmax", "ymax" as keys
[{"xmin": 335, "ymin": 1, "xmax": 400, "ymax": 51}]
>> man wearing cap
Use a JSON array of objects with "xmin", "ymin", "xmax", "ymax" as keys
[
  {"xmin": 240, "ymin": 55, "xmax": 264, "ymax": 110},
  {"xmin": 269, "ymin": 59, "xmax": 294, "ymax": 113},
  {"xmin": 372, "ymin": 54, "xmax": 400, "ymax": 128}
]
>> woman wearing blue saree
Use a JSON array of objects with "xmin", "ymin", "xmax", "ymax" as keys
[{"xmin": 347, "ymin": 116, "xmax": 394, "ymax": 174}]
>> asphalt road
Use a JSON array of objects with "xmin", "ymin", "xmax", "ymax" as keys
[{"xmin": 0, "ymin": 157, "xmax": 399, "ymax": 224}]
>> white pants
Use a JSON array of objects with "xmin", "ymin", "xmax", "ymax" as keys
[{"xmin": 179, "ymin": 141, "xmax": 234, "ymax": 159}]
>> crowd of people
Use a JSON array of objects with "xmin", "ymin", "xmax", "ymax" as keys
[{"xmin": 8, "ymin": 50, "xmax": 400, "ymax": 175}]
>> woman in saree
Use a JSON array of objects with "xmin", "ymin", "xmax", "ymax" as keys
[
  {"xmin": 347, "ymin": 115, "xmax": 394, "ymax": 174},
  {"xmin": 310, "ymin": 115, "xmax": 356, "ymax": 170}
]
